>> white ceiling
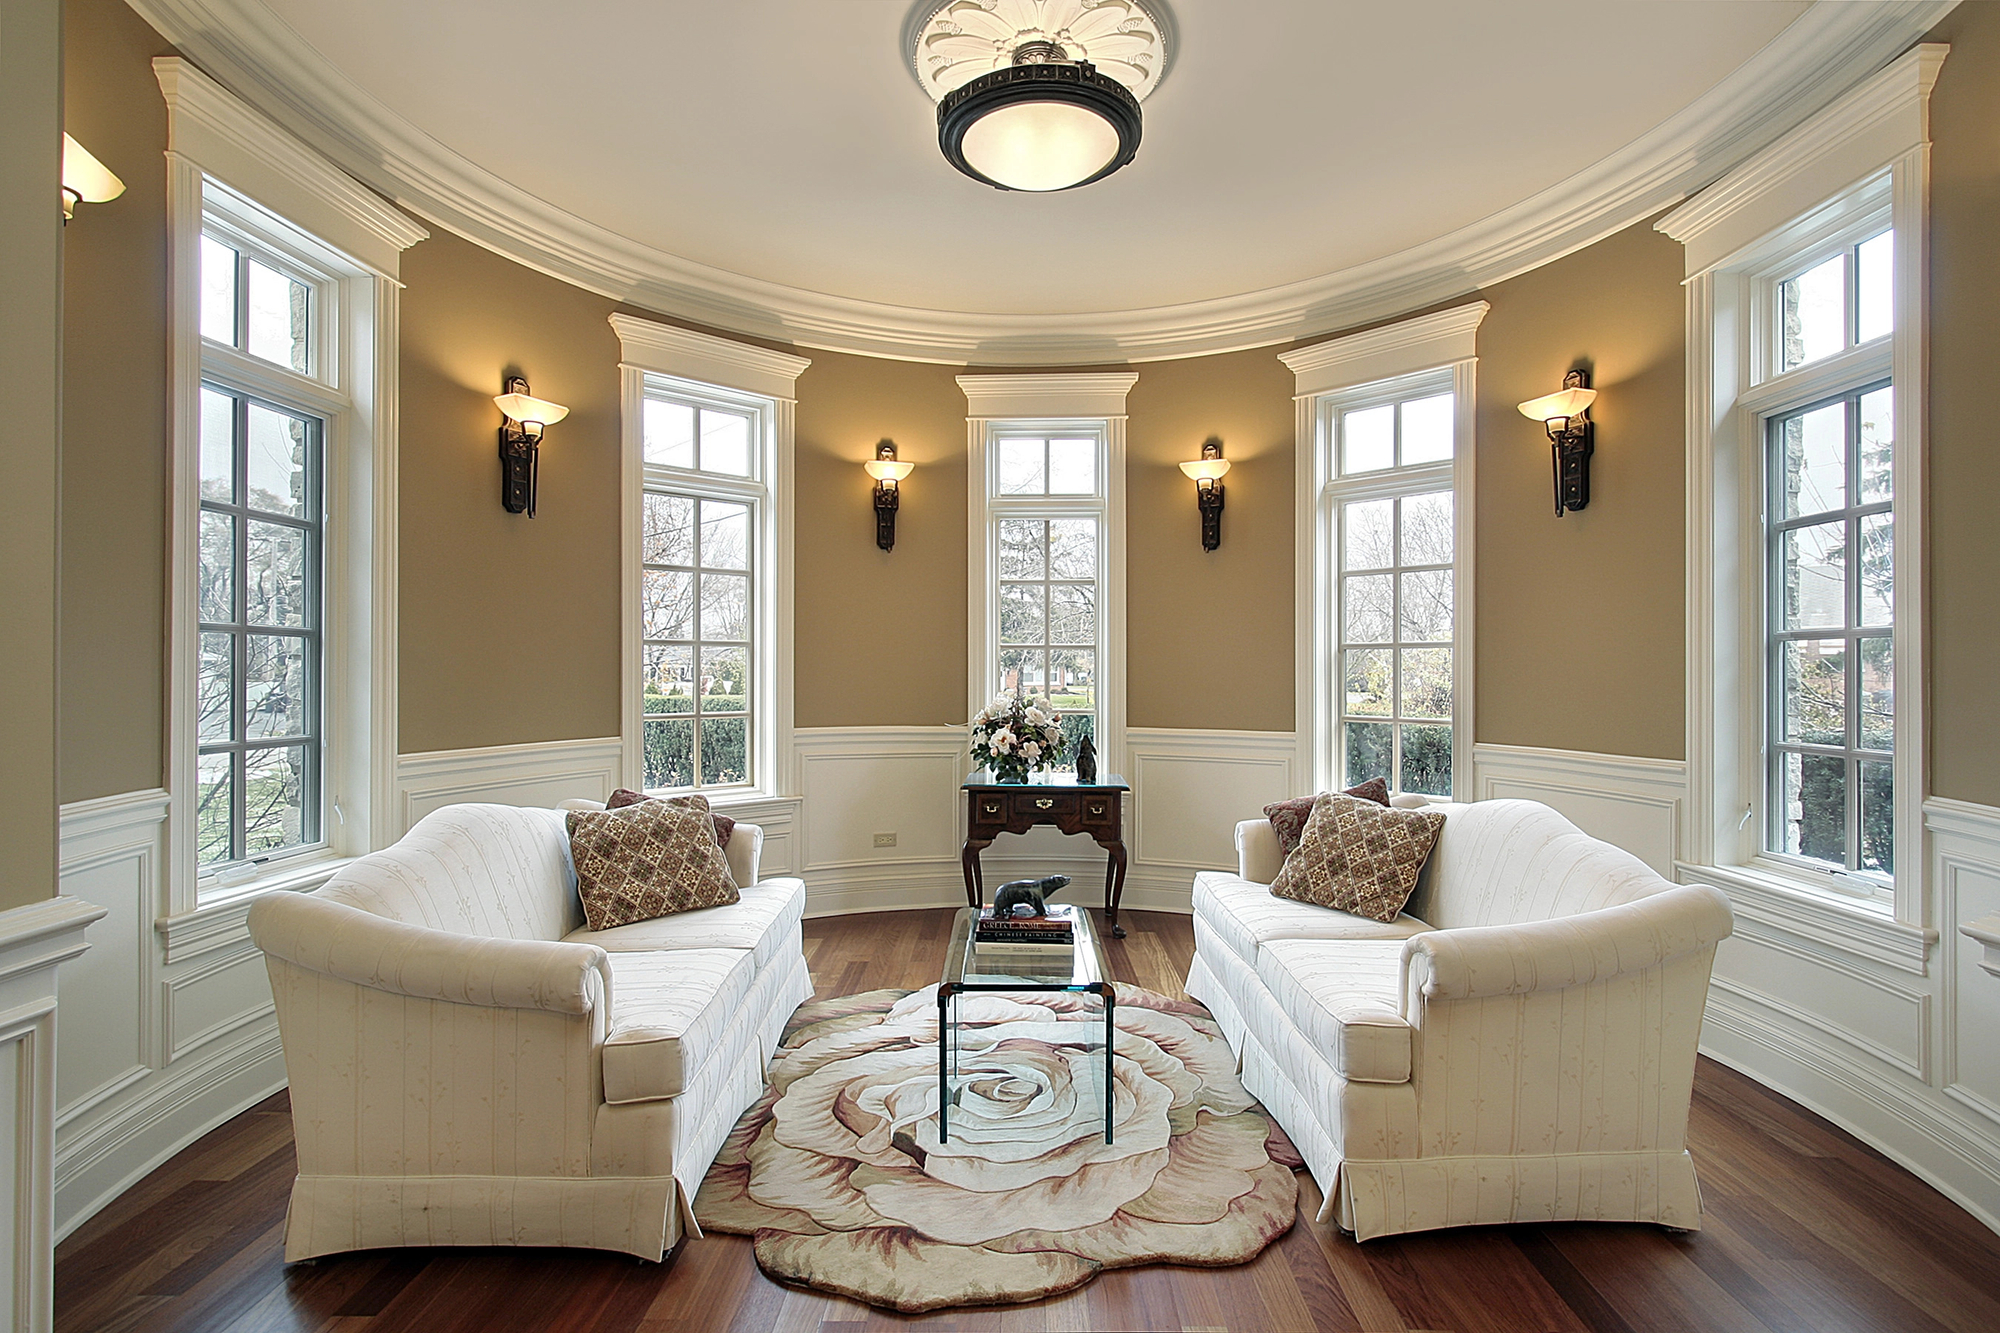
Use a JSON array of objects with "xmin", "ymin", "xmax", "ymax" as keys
[{"xmin": 254, "ymin": 0, "xmax": 1813, "ymax": 317}]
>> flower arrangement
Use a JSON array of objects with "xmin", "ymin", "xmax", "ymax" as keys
[{"xmin": 969, "ymin": 689, "xmax": 1065, "ymax": 783}]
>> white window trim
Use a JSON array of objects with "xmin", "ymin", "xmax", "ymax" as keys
[
  {"xmin": 1658, "ymin": 43, "xmax": 1942, "ymax": 924},
  {"xmin": 1281, "ymin": 302, "xmax": 1486, "ymax": 798},
  {"xmin": 158, "ymin": 58, "xmax": 426, "ymax": 916},
  {"xmin": 959, "ymin": 374, "xmax": 1134, "ymax": 780},
  {"xmin": 612, "ymin": 313, "xmax": 809, "ymax": 805}
]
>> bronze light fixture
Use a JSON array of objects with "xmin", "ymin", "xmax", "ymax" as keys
[
  {"xmin": 864, "ymin": 440, "xmax": 913, "ymax": 551},
  {"xmin": 1178, "ymin": 439, "xmax": 1231, "ymax": 551},
  {"xmin": 1517, "ymin": 369, "xmax": 1597, "ymax": 517},
  {"xmin": 493, "ymin": 376, "xmax": 568, "ymax": 517}
]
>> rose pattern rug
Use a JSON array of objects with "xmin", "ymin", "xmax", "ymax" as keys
[{"xmin": 693, "ymin": 986, "xmax": 1301, "ymax": 1312}]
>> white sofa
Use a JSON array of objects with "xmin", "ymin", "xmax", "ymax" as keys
[
  {"xmin": 247, "ymin": 802, "xmax": 813, "ymax": 1261},
  {"xmin": 1185, "ymin": 798, "xmax": 1733, "ymax": 1241}
]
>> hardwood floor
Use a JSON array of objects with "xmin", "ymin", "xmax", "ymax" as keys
[{"xmin": 55, "ymin": 908, "xmax": 2000, "ymax": 1332}]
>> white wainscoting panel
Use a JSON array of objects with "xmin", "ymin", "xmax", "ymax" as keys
[
  {"xmin": 394, "ymin": 737, "xmax": 625, "ymax": 833},
  {"xmin": 1471, "ymin": 743, "xmax": 1688, "ymax": 876},
  {"xmin": 1934, "ymin": 800, "xmax": 2000, "ymax": 1137}
]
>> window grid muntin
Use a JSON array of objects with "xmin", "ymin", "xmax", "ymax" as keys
[
  {"xmin": 1764, "ymin": 378, "xmax": 1894, "ymax": 880},
  {"xmin": 196, "ymin": 381, "xmax": 324, "ymax": 869}
]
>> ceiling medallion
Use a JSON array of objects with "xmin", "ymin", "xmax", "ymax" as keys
[{"xmin": 912, "ymin": 0, "xmax": 1172, "ymax": 192}]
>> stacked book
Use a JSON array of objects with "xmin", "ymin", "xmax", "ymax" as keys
[{"xmin": 974, "ymin": 904, "xmax": 1076, "ymax": 957}]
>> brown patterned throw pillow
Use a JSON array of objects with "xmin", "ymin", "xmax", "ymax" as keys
[
  {"xmin": 1264, "ymin": 779, "xmax": 1391, "ymax": 856},
  {"xmin": 1269, "ymin": 792, "xmax": 1445, "ymax": 923},
  {"xmin": 568, "ymin": 794, "xmax": 739, "ymax": 931},
  {"xmin": 607, "ymin": 787, "xmax": 735, "ymax": 846}
]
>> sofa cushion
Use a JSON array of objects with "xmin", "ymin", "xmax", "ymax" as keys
[
  {"xmin": 1257, "ymin": 938, "xmax": 1412, "ymax": 1084},
  {"xmin": 566, "ymin": 876, "xmax": 806, "ymax": 970},
  {"xmin": 1192, "ymin": 871, "xmax": 1429, "ymax": 971},
  {"xmin": 1264, "ymin": 779, "xmax": 1391, "ymax": 856},
  {"xmin": 606, "ymin": 788, "xmax": 736, "ymax": 847},
  {"xmin": 601, "ymin": 948, "xmax": 758, "ymax": 1103},
  {"xmin": 568, "ymin": 796, "xmax": 739, "ymax": 932},
  {"xmin": 1271, "ymin": 793, "xmax": 1446, "ymax": 923}
]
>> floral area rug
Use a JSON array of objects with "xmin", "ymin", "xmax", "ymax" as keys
[{"xmin": 692, "ymin": 986, "xmax": 1301, "ymax": 1313}]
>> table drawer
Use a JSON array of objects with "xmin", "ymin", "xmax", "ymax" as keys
[
  {"xmin": 1009, "ymin": 792, "xmax": 1080, "ymax": 821},
  {"xmin": 1080, "ymin": 794, "xmax": 1116, "ymax": 826}
]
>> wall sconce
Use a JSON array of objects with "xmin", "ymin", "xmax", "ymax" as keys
[
  {"xmin": 61, "ymin": 134, "xmax": 124, "ymax": 221},
  {"xmin": 1517, "ymin": 369, "xmax": 1596, "ymax": 517},
  {"xmin": 493, "ymin": 376, "xmax": 569, "ymax": 517},
  {"xmin": 863, "ymin": 440, "xmax": 913, "ymax": 551},
  {"xmin": 1178, "ymin": 438, "xmax": 1231, "ymax": 551}
]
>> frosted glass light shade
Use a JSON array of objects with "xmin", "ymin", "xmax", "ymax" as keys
[
  {"xmin": 1517, "ymin": 386, "xmax": 1596, "ymax": 423},
  {"xmin": 958, "ymin": 99, "xmax": 1122, "ymax": 192},
  {"xmin": 494, "ymin": 391, "xmax": 570, "ymax": 429},
  {"xmin": 865, "ymin": 459, "xmax": 915, "ymax": 482},
  {"xmin": 61, "ymin": 134, "xmax": 124, "ymax": 217},
  {"xmin": 1178, "ymin": 457, "xmax": 1232, "ymax": 482}
]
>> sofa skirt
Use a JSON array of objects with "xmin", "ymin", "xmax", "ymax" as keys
[{"xmin": 284, "ymin": 1174, "xmax": 680, "ymax": 1261}]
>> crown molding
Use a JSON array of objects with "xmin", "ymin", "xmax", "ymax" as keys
[
  {"xmin": 1279, "ymin": 300, "xmax": 1489, "ymax": 398},
  {"xmin": 610, "ymin": 313, "xmax": 812, "ymax": 400},
  {"xmin": 128, "ymin": 0, "xmax": 1954, "ymax": 366},
  {"xmin": 956, "ymin": 373, "xmax": 1139, "ymax": 419}
]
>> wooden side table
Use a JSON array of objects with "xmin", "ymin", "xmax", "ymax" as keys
[{"xmin": 960, "ymin": 771, "xmax": 1131, "ymax": 938}]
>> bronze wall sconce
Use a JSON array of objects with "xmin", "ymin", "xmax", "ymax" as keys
[
  {"xmin": 493, "ymin": 376, "xmax": 568, "ymax": 517},
  {"xmin": 1178, "ymin": 439, "xmax": 1231, "ymax": 551},
  {"xmin": 864, "ymin": 439, "xmax": 913, "ymax": 551},
  {"xmin": 1517, "ymin": 369, "xmax": 1596, "ymax": 517}
]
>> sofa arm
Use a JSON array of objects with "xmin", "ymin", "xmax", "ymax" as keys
[
  {"xmin": 1236, "ymin": 818, "xmax": 1283, "ymax": 884},
  {"xmin": 249, "ymin": 890, "xmax": 611, "ymax": 1015},
  {"xmin": 1405, "ymin": 883, "xmax": 1734, "ymax": 1004}
]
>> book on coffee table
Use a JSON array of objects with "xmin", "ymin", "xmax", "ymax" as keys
[{"xmin": 975, "ymin": 904, "xmax": 1076, "ymax": 944}]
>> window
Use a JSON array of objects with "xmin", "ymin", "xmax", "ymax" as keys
[
  {"xmin": 1777, "ymin": 229, "xmax": 1893, "ymax": 372},
  {"xmin": 1326, "ymin": 377, "xmax": 1458, "ymax": 796}
]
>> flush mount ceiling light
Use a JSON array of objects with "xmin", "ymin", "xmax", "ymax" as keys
[{"xmin": 911, "ymin": 0, "xmax": 1172, "ymax": 192}]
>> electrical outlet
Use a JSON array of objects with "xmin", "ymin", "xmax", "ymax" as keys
[{"xmin": 873, "ymin": 832, "xmax": 897, "ymax": 848}]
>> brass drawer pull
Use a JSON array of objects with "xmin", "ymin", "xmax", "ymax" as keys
[
  {"xmin": 983, "ymin": 801, "xmax": 1001, "ymax": 815},
  {"xmin": 1035, "ymin": 798, "xmax": 1054, "ymax": 810}
]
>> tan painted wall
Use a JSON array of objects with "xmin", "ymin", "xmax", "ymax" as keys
[
  {"xmin": 396, "ymin": 229, "xmax": 625, "ymax": 754},
  {"xmin": 1471, "ymin": 217, "xmax": 1689, "ymax": 761},
  {"xmin": 60, "ymin": 0, "xmax": 174, "ymax": 803},
  {"xmin": 1924, "ymin": 4, "xmax": 2000, "ymax": 807}
]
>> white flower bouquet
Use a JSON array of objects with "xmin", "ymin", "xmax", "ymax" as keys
[{"xmin": 969, "ymin": 690, "xmax": 1065, "ymax": 782}]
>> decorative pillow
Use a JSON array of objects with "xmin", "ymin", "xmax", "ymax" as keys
[
  {"xmin": 567, "ymin": 794, "xmax": 740, "ymax": 932},
  {"xmin": 607, "ymin": 787, "xmax": 735, "ymax": 846},
  {"xmin": 1268, "ymin": 792, "xmax": 1446, "ymax": 923},
  {"xmin": 1264, "ymin": 778, "xmax": 1391, "ymax": 857}
]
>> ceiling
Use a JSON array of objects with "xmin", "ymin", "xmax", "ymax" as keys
[{"xmin": 251, "ymin": 0, "xmax": 1814, "ymax": 317}]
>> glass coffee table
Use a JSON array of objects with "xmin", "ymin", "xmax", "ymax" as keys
[{"xmin": 937, "ymin": 907, "xmax": 1117, "ymax": 1144}]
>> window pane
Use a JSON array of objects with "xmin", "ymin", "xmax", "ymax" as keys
[
  {"xmin": 642, "ymin": 643, "xmax": 694, "ymax": 713},
  {"xmin": 700, "ymin": 645, "xmax": 748, "ymax": 711},
  {"xmin": 1858, "ymin": 514, "xmax": 1893, "ymax": 625},
  {"xmin": 1399, "ymin": 491, "xmax": 1453, "ymax": 565},
  {"xmin": 1047, "ymin": 438, "xmax": 1095, "ymax": 494},
  {"xmin": 643, "ymin": 569, "xmax": 693, "ymax": 640},
  {"xmin": 1000, "ymin": 647, "xmax": 1046, "ymax": 698},
  {"xmin": 1399, "ymin": 570, "xmax": 1453, "ymax": 642},
  {"xmin": 1856, "ymin": 231, "xmax": 1893, "ymax": 344},
  {"xmin": 243, "ymin": 745, "xmax": 308, "ymax": 856},
  {"xmin": 1344, "ymin": 721, "xmax": 1392, "ymax": 787},
  {"xmin": 700, "ymin": 410, "xmax": 752, "ymax": 476},
  {"xmin": 1399, "ymin": 647, "xmax": 1451, "ymax": 720},
  {"xmin": 196, "ymin": 753, "xmax": 234, "ymax": 866},
  {"xmin": 1860, "ymin": 636, "xmax": 1894, "ymax": 751},
  {"xmin": 1401, "ymin": 724, "xmax": 1453, "ymax": 796},
  {"xmin": 199, "ymin": 512, "xmax": 235, "ymax": 624},
  {"xmin": 998, "ymin": 439, "xmax": 1044, "ymax": 494},
  {"xmin": 1343, "ymin": 648, "xmax": 1392, "ymax": 717},
  {"xmin": 1342, "ymin": 404, "xmax": 1394, "ymax": 474},
  {"xmin": 200, "ymin": 235, "xmax": 237, "ymax": 345},
  {"xmin": 246, "ymin": 258, "xmax": 309, "ymax": 373},
  {"xmin": 999, "ymin": 584, "xmax": 1045, "ymax": 644},
  {"xmin": 200, "ymin": 387, "xmax": 236, "ymax": 503},
  {"xmin": 644, "ymin": 400, "xmax": 696, "ymax": 468},
  {"xmin": 644, "ymin": 718, "xmax": 695, "ymax": 788},
  {"xmin": 245, "ymin": 521, "xmax": 308, "ymax": 628},
  {"xmin": 244, "ymin": 634, "xmax": 308, "ymax": 740},
  {"xmin": 1399, "ymin": 393, "xmax": 1453, "ymax": 464},
  {"xmin": 643, "ymin": 493, "xmax": 694, "ymax": 566},
  {"xmin": 1343, "ymin": 574, "xmax": 1393, "ymax": 643},
  {"xmin": 1860, "ymin": 760, "xmax": 1894, "ymax": 875},
  {"xmin": 246, "ymin": 403, "xmax": 309, "ymax": 517},
  {"xmin": 1048, "ymin": 519, "xmax": 1096, "ymax": 580},
  {"xmin": 699, "ymin": 499, "xmax": 750, "ymax": 571},
  {"xmin": 198, "ymin": 633, "xmax": 233, "ymax": 743},
  {"xmin": 1780, "ymin": 751, "xmax": 1846, "ymax": 866},
  {"xmin": 1858, "ymin": 386, "xmax": 1893, "ymax": 505},
  {"xmin": 700, "ymin": 718, "xmax": 748, "ymax": 784},
  {"xmin": 1780, "ymin": 640, "xmax": 1845, "ymax": 746},
  {"xmin": 1780, "ymin": 401, "xmax": 1846, "ymax": 518},
  {"xmin": 1343, "ymin": 499, "xmax": 1393, "ymax": 570},
  {"xmin": 999, "ymin": 519, "xmax": 1045, "ymax": 579},
  {"xmin": 1781, "ymin": 253, "xmax": 1845, "ymax": 371},
  {"xmin": 1781, "ymin": 522, "xmax": 1845, "ymax": 630},
  {"xmin": 700, "ymin": 572, "xmax": 749, "ymax": 641},
  {"xmin": 1050, "ymin": 649, "xmax": 1094, "ymax": 713},
  {"xmin": 1049, "ymin": 584, "xmax": 1096, "ymax": 644}
]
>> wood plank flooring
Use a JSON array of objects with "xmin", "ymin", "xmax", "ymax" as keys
[{"xmin": 54, "ymin": 909, "xmax": 2000, "ymax": 1332}]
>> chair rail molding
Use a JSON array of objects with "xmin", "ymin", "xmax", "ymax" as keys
[{"xmin": 125, "ymin": 0, "xmax": 1950, "ymax": 365}]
